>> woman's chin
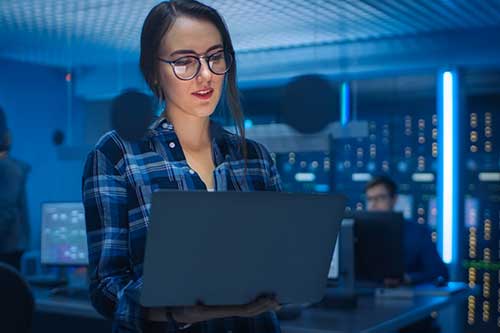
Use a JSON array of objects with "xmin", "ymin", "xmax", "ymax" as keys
[{"xmin": 188, "ymin": 105, "xmax": 217, "ymax": 119}]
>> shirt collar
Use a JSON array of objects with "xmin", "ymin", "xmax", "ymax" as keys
[
  {"xmin": 148, "ymin": 116, "xmax": 225, "ymax": 138},
  {"xmin": 147, "ymin": 116, "xmax": 234, "ymax": 164},
  {"xmin": 148, "ymin": 116, "xmax": 174, "ymax": 133}
]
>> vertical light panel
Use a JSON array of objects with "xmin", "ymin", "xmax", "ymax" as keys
[
  {"xmin": 341, "ymin": 82, "xmax": 350, "ymax": 126},
  {"xmin": 438, "ymin": 70, "xmax": 458, "ymax": 264}
]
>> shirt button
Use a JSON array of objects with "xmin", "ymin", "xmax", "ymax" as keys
[
  {"xmin": 162, "ymin": 123, "xmax": 169, "ymax": 129},
  {"xmin": 189, "ymin": 169, "xmax": 195, "ymax": 175},
  {"xmin": 169, "ymin": 142, "xmax": 176, "ymax": 149}
]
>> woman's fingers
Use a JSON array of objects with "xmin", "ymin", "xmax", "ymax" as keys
[
  {"xmin": 170, "ymin": 296, "xmax": 281, "ymax": 323},
  {"xmin": 241, "ymin": 297, "xmax": 280, "ymax": 317}
]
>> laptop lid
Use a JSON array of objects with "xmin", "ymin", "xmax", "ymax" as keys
[{"xmin": 140, "ymin": 191, "xmax": 346, "ymax": 307}]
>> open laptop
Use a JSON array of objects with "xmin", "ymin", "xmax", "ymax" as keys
[{"xmin": 140, "ymin": 191, "xmax": 346, "ymax": 307}]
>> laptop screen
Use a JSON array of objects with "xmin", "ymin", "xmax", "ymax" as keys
[{"xmin": 327, "ymin": 235, "xmax": 340, "ymax": 280}]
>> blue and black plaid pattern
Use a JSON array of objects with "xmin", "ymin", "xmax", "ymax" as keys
[{"xmin": 82, "ymin": 117, "xmax": 282, "ymax": 333}]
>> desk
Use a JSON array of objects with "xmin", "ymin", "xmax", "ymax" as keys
[
  {"xmin": 281, "ymin": 283, "xmax": 471, "ymax": 333},
  {"xmin": 34, "ymin": 288, "xmax": 102, "ymax": 319},
  {"xmin": 33, "ymin": 289, "xmax": 108, "ymax": 333},
  {"xmin": 34, "ymin": 283, "xmax": 472, "ymax": 333}
]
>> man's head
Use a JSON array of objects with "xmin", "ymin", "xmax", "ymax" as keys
[
  {"xmin": 0, "ymin": 107, "xmax": 10, "ymax": 153},
  {"xmin": 365, "ymin": 176, "xmax": 398, "ymax": 212}
]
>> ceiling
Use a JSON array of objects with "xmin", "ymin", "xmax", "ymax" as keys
[{"xmin": 2, "ymin": 0, "xmax": 500, "ymax": 68}]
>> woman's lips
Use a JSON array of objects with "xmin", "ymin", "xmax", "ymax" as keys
[{"xmin": 192, "ymin": 88, "xmax": 214, "ymax": 100}]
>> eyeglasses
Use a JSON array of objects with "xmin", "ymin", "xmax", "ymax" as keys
[{"xmin": 158, "ymin": 50, "xmax": 233, "ymax": 81}]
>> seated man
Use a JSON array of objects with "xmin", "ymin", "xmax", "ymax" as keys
[
  {"xmin": 364, "ymin": 176, "xmax": 449, "ymax": 285},
  {"xmin": 365, "ymin": 176, "xmax": 448, "ymax": 333}
]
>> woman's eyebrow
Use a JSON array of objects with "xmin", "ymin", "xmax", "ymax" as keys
[{"xmin": 169, "ymin": 44, "xmax": 224, "ymax": 57}]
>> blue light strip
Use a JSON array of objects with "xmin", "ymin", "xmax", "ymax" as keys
[
  {"xmin": 341, "ymin": 82, "xmax": 350, "ymax": 126},
  {"xmin": 437, "ymin": 70, "xmax": 458, "ymax": 264}
]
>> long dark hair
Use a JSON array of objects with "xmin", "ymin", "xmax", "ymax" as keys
[{"xmin": 140, "ymin": 0, "xmax": 246, "ymax": 159}]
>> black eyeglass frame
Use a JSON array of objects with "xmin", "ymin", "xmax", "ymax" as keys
[{"xmin": 157, "ymin": 50, "xmax": 234, "ymax": 81}]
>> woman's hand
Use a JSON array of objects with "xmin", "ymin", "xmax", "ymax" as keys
[{"xmin": 148, "ymin": 296, "xmax": 281, "ymax": 324}]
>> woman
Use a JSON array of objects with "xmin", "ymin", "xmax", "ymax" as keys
[{"xmin": 82, "ymin": 1, "xmax": 282, "ymax": 332}]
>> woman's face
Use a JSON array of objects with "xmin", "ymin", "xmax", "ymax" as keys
[{"xmin": 157, "ymin": 16, "xmax": 225, "ymax": 120}]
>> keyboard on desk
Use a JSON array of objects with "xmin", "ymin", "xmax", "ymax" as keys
[
  {"xmin": 27, "ymin": 275, "xmax": 67, "ymax": 288},
  {"xmin": 49, "ymin": 287, "xmax": 90, "ymax": 300}
]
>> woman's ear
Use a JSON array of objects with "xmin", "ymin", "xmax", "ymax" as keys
[{"xmin": 154, "ymin": 77, "xmax": 164, "ymax": 102}]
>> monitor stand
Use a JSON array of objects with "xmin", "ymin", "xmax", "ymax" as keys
[{"xmin": 48, "ymin": 266, "xmax": 89, "ymax": 300}]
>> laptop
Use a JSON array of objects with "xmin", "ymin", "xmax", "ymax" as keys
[{"xmin": 140, "ymin": 190, "xmax": 346, "ymax": 307}]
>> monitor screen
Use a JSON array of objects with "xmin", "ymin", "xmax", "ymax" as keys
[
  {"xmin": 394, "ymin": 194, "xmax": 413, "ymax": 220},
  {"xmin": 427, "ymin": 197, "xmax": 437, "ymax": 228},
  {"xmin": 327, "ymin": 235, "xmax": 340, "ymax": 280},
  {"xmin": 41, "ymin": 202, "xmax": 89, "ymax": 265}
]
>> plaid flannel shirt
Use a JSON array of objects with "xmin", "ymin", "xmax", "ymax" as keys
[{"xmin": 82, "ymin": 117, "xmax": 282, "ymax": 333}]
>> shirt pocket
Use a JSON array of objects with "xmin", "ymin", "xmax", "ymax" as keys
[
  {"xmin": 129, "ymin": 178, "xmax": 179, "ymax": 265},
  {"xmin": 135, "ymin": 176, "xmax": 180, "ymax": 209},
  {"xmin": 243, "ymin": 167, "xmax": 268, "ymax": 191},
  {"xmin": 220, "ymin": 161, "xmax": 268, "ymax": 192}
]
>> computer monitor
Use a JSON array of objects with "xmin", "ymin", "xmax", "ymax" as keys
[
  {"xmin": 427, "ymin": 197, "xmax": 438, "ymax": 228},
  {"xmin": 393, "ymin": 194, "xmax": 413, "ymax": 220},
  {"xmin": 327, "ymin": 218, "xmax": 355, "ymax": 286},
  {"xmin": 321, "ymin": 218, "xmax": 357, "ymax": 308},
  {"xmin": 464, "ymin": 197, "xmax": 479, "ymax": 228},
  {"xmin": 353, "ymin": 212, "xmax": 405, "ymax": 284},
  {"xmin": 327, "ymin": 236, "xmax": 340, "ymax": 280},
  {"xmin": 41, "ymin": 202, "xmax": 89, "ymax": 266}
]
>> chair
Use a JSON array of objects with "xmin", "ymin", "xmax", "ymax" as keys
[{"xmin": 0, "ymin": 262, "xmax": 34, "ymax": 333}]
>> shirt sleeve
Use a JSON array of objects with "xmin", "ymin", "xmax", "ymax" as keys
[
  {"xmin": 407, "ymin": 224, "xmax": 449, "ymax": 284},
  {"xmin": 82, "ymin": 148, "xmax": 148, "ymax": 332}
]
